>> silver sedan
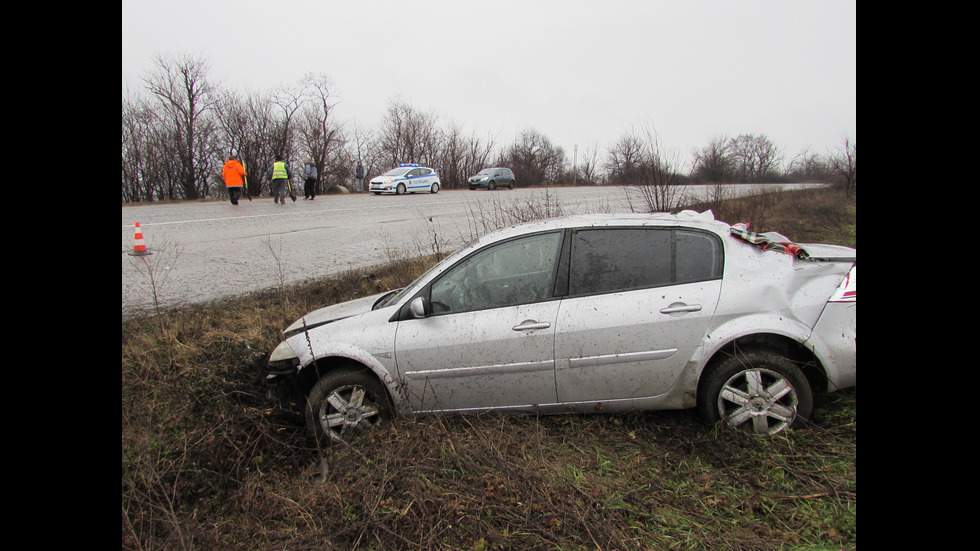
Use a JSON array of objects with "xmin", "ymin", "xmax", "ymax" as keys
[{"xmin": 266, "ymin": 211, "xmax": 856, "ymax": 440}]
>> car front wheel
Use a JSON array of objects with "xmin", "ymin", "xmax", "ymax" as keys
[
  {"xmin": 396, "ymin": 183, "xmax": 406, "ymax": 195},
  {"xmin": 305, "ymin": 367, "xmax": 393, "ymax": 444},
  {"xmin": 698, "ymin": 349, "xmax": 813, "ymax": 435}
]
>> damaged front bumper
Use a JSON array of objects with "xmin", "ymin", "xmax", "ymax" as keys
[{"xmin": 265, "ymin": 341, "xmax": 305, "ymax": 414}]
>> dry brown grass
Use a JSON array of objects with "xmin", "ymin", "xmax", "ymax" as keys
[{"xmin": 686, "ymin": 185, "xmax": 856, "ymax": 248}]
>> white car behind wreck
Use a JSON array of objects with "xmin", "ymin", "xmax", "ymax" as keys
[{"xmin": 266, "ymin": 210, "xmax": 856, "ymax": 441}]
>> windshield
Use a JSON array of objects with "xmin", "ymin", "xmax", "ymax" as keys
[
  {"xmin": 372, "ymin": 241, "xmax": 474, "ymax": 309},
  {"xmin": 382, "ymin": 168, "xmax": 411, "ymax": 177},
  {"xmin": 477, "ymin": 169, "xmax": 494, "ymax": 175}
]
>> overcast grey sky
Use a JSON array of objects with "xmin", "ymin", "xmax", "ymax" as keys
[{"xmin": 121, "ymin": 0, "xmax": 856, "ymax": 171}]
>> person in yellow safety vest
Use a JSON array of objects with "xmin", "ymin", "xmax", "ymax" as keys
[
  {"xmin": 265, "ymin": 154, "xmax": 293, "ymax": 204},
  {"xmin": 222, "ymin": 151, "xmax": 248, "ymax": 205}
]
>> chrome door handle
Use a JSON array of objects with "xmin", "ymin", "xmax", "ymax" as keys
[
  {"xmin": 659, "ymin": 303, "xmax": 702, "ymax": 314},
  {"xmin": 512, "ymin": 320, "xmax": 551, "ymax": 331}
]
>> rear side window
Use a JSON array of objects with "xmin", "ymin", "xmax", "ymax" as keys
[{"xmin": 568, "ymin": 228, "xmax": 721, "ymax": 296}]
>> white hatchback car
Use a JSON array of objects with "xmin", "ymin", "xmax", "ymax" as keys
[
  {"xmin": 369, "ymin": 164, "xmax": 441, "ymax": 195},
  {"xmin": 266, "ymin": 211, "xmax": 856, "ymax": 442}
]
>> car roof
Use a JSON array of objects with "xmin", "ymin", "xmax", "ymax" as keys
[{"xmin": 475, "ymin": 210, "xmax": 729, "ymax": 246}]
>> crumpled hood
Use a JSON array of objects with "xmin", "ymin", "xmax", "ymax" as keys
[{"xmin": 284, "ymin": 291, "xmax": 391, "ymax": 334}]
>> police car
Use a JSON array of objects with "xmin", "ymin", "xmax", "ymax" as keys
[{"xmin": 370, "ymin": 164, "xmax": 441, "ymax": 195}]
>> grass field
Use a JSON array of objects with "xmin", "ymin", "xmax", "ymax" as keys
[{"xmin": 122, "ymin": 185, "xmax": 856, "ymax": 550}]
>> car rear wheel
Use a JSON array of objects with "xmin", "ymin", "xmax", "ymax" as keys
[
  {"xmin": 430, "ymin": 183, "xmax": 440, "ymax": 193},
  {"xmin": 698, "ymin": 349, "xmax": 813, "ymax": 435},
  {"xmin": 508, "ymin": 180, "xmax": 515, "ymax": 189},
  {"xmin": 305, "ymin": 367, "xmax": 393, "ymax": 444}
]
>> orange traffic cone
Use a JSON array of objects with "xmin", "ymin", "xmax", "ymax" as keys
[{"xmin": 129, "ymin": 222, "xmax": 152, "ymax": 256}]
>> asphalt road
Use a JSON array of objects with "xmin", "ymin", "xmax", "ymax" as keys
[{"xmin": 121, "ymin": 184, "xmax": 818, "ymax": 319}]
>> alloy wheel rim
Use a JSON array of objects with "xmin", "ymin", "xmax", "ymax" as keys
[
  {"xmin": 717, "ymin": 368, "xmax": 798, "ymax": 435},
  {"xmin": 318, "ymin": 385, "xmax": 381, "ymax": 442}
]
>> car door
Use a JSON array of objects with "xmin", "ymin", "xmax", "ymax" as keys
[
  {"xmin": 553, "ymin": 227, "xmax": 723, "ymax": 402},
  {"xmin": 418, "ymin": 167, "xmax": 434, "ymax": 190},
  {"xmin": 394, "ymin": 231, "xmax": 564, "ymax": 412},
  {"xmin": 403, "ymin": 168, "xmax": 420, "ymax": 190}
]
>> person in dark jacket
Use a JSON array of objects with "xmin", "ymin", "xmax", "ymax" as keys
[
  {"xmin": 303, "ymin": 158, "xmax": 318, "ymax": 200},
  {"xmin": 355, "ymin": 162, "xmax": 365, "ymax": 192}
]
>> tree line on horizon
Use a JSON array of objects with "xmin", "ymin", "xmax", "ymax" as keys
[{"xmin": 122, "ymin": 52, "xmax": 856, "ymax": 203}]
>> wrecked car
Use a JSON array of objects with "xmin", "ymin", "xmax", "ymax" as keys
[{"xmin": 266, "ymin": 210, "xmax": 856, "ymax": 441}]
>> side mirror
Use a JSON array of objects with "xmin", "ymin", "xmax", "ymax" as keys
[{"xmin": 409, "ymin": 296, "xmax": 428, "ymax": 319}]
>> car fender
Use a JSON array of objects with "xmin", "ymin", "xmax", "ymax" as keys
[
  {"xmin": 296, "ymin": 340, "xmax": 412, "ymax": 415},
  {"xmin": 287, "ymin": 308, "xmax": 410, "ymax": 415},
  {"xmin": 803, "ymin": 302, "xmax": 856, "ymax": 391},
  {"xmin": 688, "ymin": 312, "xmax": 816, "ymax": 379}
]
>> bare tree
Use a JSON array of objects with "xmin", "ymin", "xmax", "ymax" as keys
[
  {"xmin": 212, "ymin": 88, "xmax": 281, "ymax": 197},
  {"xmin": 635, "ymin": 128, "xmax": 684, "ymax": 211},
  {"xmin": 344, "ymin": 120, "xmax": 381, "ymax": 186},
  {"xmin": 827, "ymin": 136, "xmax": 856, "ymax": 197},
  {"xmin": 212, "ymin": 89, "xmax": 250, "ymax": 193},
  {"xmin": 122, "ymin": 94, "xmax": 163, "ymax": 202},
  {"xmin": 728, "ymin": 133, "xmax": 782, "ymax": 183},
  {"xmin": 142, "ymin": 52, "xmax": 218, "ymax": 199},
  {"xmin": 437, "ymin": 121, "xmax": 467, "ymax": 189},
  {"xmin": 786, "ymin": 145, "xmax": 828, "ymax": 182},
  {"xmin": 575, "ymin": 141, "xmax": 604, "ymax": 186},
  {"xmin": 691, "ymin": 135, "xmax": 733, "ymax": 184},
  {"xmin": 378, "ymin": 97, "xmax": 441, "ymax": 168},
  {"xmin": 269, "ymin": 84, "xmax": 307, "ymax": 175},
  {"xmin": 295, "ymin": 73, "xmax": 341, "ymax": 193},
  {"xmin": 437, "ymin": 121, "xmax": 497, "ymax": 189},
  {"xmin": 500, "ymin": 128, "xmax": 566, "ymax": 187},
  {"xmin": 605, "ymin": 132, "xmax": 646, "ymax": 186},
  {"xmin": 608, "ymin": 127, "xmax": 684, "ymax": 212},
  {"xmin": 463, "ymin": 130, "xmax": 497, "ymax": 179}
]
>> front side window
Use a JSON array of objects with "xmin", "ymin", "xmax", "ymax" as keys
[
  {"xmin": 568, "ymin": 228, "xmax": 721, "ymax": 296},
  {"xmin": 430, "ymin": 232, "xmax": 563, "ymax": 313}
]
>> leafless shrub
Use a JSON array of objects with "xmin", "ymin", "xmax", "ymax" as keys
[
  {"xmin": 608, "ymin": 126, "xmax": 685, "ymax": 213},
  {"xmin": 461, "ymin": 189, "xmax": 565, "ymax": 241}
]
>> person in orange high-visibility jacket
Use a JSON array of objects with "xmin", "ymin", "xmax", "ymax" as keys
[{"xmin": 222, "ymin": 151, "xmax": 248, "ymax": 205}]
